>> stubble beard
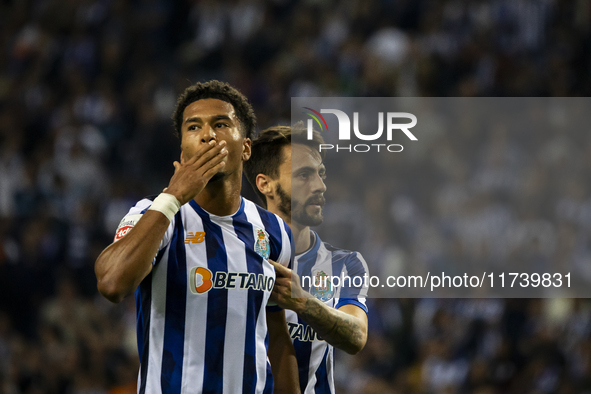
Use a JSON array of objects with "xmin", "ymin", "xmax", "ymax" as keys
[
  {"xmin": 275, "ymin": 183, "xmax": 291, "ymax": 218},
  {"xmin": 275, "ymin": 183, "xmax": 324, "ymax": 227}
]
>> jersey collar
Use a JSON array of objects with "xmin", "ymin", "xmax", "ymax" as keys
[
  {"xmin": 296, "ymin": 230, "xmax": 322, "ymax": 260},
  {"xmin": 189, "ymin": 197, "xmax": 245, "ymax": 219}
]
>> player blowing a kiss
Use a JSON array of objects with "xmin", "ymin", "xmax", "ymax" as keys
[
  {"xmin": 245, "ymin": 123, "xmax": 369, "ymax": 394},
  {"xmin": 95, "ymin": 81, "xmax": 298, "ymax": 394}
]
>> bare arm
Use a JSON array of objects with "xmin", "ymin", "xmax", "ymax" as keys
[
  {"xmin": 95, "ymin": 140, "xmax": 228, "ymax": 303},
  {"xmin": 269, "ymin": 260, "xmax": 368, "ymax": 355},
  {"xmin": 267, "ymin": 309, "xmax": 300, "ymax": 394},
  {"xmin": 95, "ymin": 210, "xmax": 171, "ymax": 303},
  {"xmin": 296, "ymin": 299, "xmax": 367, "ymax": 355}
]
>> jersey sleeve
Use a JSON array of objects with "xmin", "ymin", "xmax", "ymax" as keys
[
  {"xmin": 113, "ymin": 197, "xmax": 174, "ymax": 261},
  {"xmin": 335, "ymin": 252, "xmax": 369, "ymax": 314},
  {"xmin": 276, "ymin": 219, "xmax": 293, "ymax": 269}
]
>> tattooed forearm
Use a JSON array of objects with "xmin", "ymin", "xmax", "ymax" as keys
[{"xmin": 296, "ymin": 298, "xmax": 367, "ymax": 354}]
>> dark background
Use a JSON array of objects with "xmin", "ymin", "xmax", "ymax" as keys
[{"xmin": 1, "ymin": 0, "xmax": 591, "ymax": 393}]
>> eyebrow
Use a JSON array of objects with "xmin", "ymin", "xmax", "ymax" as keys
[
  {"xmin": 292, "ymin": 164, "xmax": 325, "ymax": 173},
  {"xmin": 184, "ymin": 115, "xmax": 233, "ymax": 124}
]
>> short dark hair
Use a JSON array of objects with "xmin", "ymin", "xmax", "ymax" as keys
[
  {"xmin": 244, "ymin": 122, "xmax": 325, "ymax": 207},
  {"xmin": 172, "ymin": 80, "xmax": 256, "ymax": 140}
]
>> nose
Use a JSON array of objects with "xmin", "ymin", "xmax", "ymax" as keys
[
  {"xmin": 200, "ymin": 124, "xmax": 217, "ymax": 144},
  {"xmin": 312, "ymin": 173, "xmax": 327, "ymax": 194}
]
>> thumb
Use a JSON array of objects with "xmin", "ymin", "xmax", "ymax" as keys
[{"xmin": 173, "ymin": 161, "xmax": 181, "ymax": 173}]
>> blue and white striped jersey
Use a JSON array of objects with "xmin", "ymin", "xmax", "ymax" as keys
[
  {"xmin": 115, "ymin": 196, "xmax": 292, "ymax": 394},
  {"xmin": 285, "ymin": 231, "xmax": 369, "ymax": 394}
]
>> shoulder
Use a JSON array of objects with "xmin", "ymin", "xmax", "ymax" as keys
[
  {"xmin": 125, "ymin": 195, "xmax": 159, "ymax": 214},
  {"xmin": 320, "ymin": 240, "xmax": 368, "ymax": 273},
  {"xmin": 320, "ymin": 240, "xmax": 362, "ymax": 261},
  {"xmin": 321, "ymin": 241, "xmax": 356, "ymax": 256},
  {"xmin": 114, "ymin": 194, "xmax": 174, "ymax": 242},
  {"xmin": 243, "ymin": 198, "xmax": 291, "ymax": 237},
  {"xmin": 244, "ymin": 199, "xmax": 286, "ymax": 224}
]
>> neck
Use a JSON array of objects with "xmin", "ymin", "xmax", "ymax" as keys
[
  {"xmin": 195, "ymin": 171, "xmax": 243, "ymax": 216},
  {"xmin": 268, "ymin": 201, "xmax": 312, "ymax": 254},
  {"xmin": 291, "ymin": 221, "xmax": 312, "ymax": 255}
]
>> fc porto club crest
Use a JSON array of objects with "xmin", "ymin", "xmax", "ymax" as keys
[
  {"xmin": 310, "ymin": 270, "xmax": 334, "ymax": 301},
  {"xmin": 254, "ymin": 229, "xmax": 270, "ymax": 259}
]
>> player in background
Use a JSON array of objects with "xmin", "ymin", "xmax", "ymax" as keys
[
  {"xmin": 244, "ymin": 124, "xmax": 369, "ymax": 394},
  {"xmin": 94, "ymin": 81, "xmax": 299, "ymax": 394}
]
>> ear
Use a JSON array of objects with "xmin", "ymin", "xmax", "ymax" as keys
[
  {"xmin": 242, "ymin": 138, "xmax": 252, "ymax": 161},
  {"xmin": 256, "ymin": 174, "xmax": 275, "ymax": 199}
]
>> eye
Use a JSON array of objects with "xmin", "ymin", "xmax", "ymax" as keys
[
  {"xmin": 319, "ymin": 171, "xmax": 327, "ymax": 180},
  {"xmin": 215, "ymin": 122, "xmax": 229, "ymax": 128},
  {"xmin": 188, "ymin": 124, "xmax": 200, "ymax": 131}
]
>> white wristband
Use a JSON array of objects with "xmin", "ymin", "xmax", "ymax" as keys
[{"xmin": 148, "ymin": 193, "xmax": 181, "ymax": 222}]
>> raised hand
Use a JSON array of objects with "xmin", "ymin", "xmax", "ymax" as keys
[
  {"xmin": 269, "ymin": 260, "xmax": 310, "ymax": 312},
  {"xmin": 165, "ymin": 140, "xmax": 228, "ymax": 205}
]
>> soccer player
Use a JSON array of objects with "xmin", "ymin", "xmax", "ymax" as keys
[
  {"xmin": 244, "ymin": 124, "xmax": 369, "ymax": 394},
  {"xmin": 94, "ymin": 81, "xmax": 299, "ymax": 393}
]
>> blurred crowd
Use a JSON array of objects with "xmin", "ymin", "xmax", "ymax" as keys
[
  {"xmin": 317, "ymin": 97, "xmax": 591, "ymax": 297},
  {"xmin": 1, "ymin": 0, "xmax": 591, "ymax": 393}
]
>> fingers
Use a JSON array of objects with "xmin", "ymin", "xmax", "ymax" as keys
[
  {"xmin": 180, "ymin": 140, "xmax": 221, "ymax": 167},
  {"xmin": 200, "ymin": 149, "xmax": 228, "ymax": 176},
  {"xmin": 174, "ymin": 141, "xmax": 227, "ymax": 181},
  {"xmin": 269, "ymin": 259, "xmax": 291, "ymax": 278},
  {"xmin": 274, "ymin": 277, "xmax": 292, "ymax": 291},
  {"xmin": 201, "ymin": 161, "xmax": 226, "ymax": 180},
  {"xmin": 192, "ymin": 141, "xmax": 227, "ymax": 169},
  {"xmin": 269, "ymin": 292, "xmax": 279, "ymax": 304},
  {"xmin": 203, "ymin": 144, "xmax": 228, "ymax": 167},
  {"xmin": 185, "ymin": 140, "xmax": 226, "ymax": 165},
  {"xmin": 270, "ymin": 281, "xmax": 289, "ymax": 307}
]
